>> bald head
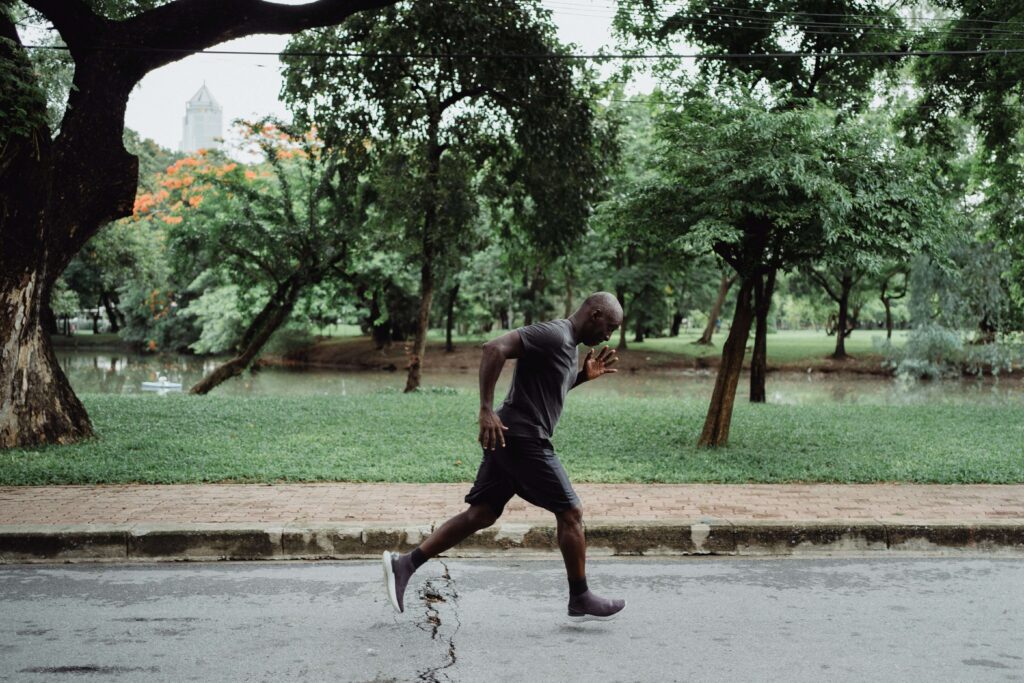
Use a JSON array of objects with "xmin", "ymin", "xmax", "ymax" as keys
[
  {"xmin": 579, "ymin": 291, "xmax": 622, "ymax": 317},
  {"xmin": 570, "ymin": 291, "xmax": 623, "ymax": 346}
]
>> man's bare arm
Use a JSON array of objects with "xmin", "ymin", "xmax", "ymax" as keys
[{"xmin": 478, "ymin": 330, "xmax": 523, "ymax": 450}]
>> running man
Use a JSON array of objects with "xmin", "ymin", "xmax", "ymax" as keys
[{"xmin": 383, "ymin": 292, "xmax": 627, "ymax": 622}]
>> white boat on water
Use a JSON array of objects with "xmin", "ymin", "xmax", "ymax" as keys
[{"xmin": 141, "ymin": 375, "xmax": 183, "ymax": 392}]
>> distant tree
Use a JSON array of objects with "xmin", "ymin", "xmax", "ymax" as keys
[
  {"xmin": 615, "ymin": 0, "xmax": 914, "ymax": 393},
  {"xmin": 147, "ymin": 118, "xmax": 373, "ymax": 394},
  {"xmin": 905, "ymin": 1, "xmax": 1024, "ymax": 317},
  {"xmin": 590, "ymin": 90, "xmax": 700, "ymax": 349},
  {"xmin": 281, "ymin": 0, "xmax": 598, "ymax": 391},
  {"xmin": 909, "ymin": 238, "xmax": 1013, "ymax": 342},
  {"xmin": 638, "ymin": 96, "xmax": 948, "ymax": 446},
  {"xmin": 876, "ymin": 265, "xmax": 909, "ymax": 339},
  {"xmin": 48, "ymin": 279, "xmax": 80, "ymax": 337},
  {"xmin": 614, "ymin": 0, "xmax": 907, "ymax": 110}
]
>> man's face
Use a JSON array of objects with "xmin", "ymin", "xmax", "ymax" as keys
[{"xmin": 583, "ymin": 309, "xmax": 622, "ymax": 346}]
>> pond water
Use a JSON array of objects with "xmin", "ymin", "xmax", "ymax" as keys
[{"xmin": 56, "ymin": 350, "xmax": 1024, "ymax": 406}]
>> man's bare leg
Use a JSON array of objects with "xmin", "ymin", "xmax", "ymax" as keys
[
  {"xmin": 556, "ymin": 505, "xmax": 626, "ymax": 621},
  {"xmin": 556, "ymin": 505, "xmax": 587, "ymax": 580},
  {"xmin": 419, "ymin": 503, "xmax": 499, "ymax": 557},
  {"xmin": 383, "ymin": 503, "xmax": 498, "ymax": 613}
]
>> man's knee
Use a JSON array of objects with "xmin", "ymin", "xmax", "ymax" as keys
[
  {"xmin": 466, "ymin": 504, "xmax": 499, "ymax": 530},
  {"xmin": 556, "ymin": 504, "xmax": 583, "ymax": 527}
]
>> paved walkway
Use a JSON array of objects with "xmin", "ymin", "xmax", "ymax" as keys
[{"xmin": 3, "ymin": 483, "xmax": 1024, "ymax": 525}]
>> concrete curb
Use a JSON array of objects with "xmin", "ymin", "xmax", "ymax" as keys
[{"xmin": 2, "ymin": 519, "xmax": 1024, "ymax": 563}]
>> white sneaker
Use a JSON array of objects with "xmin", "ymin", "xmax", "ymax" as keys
[{"xmin": 382, "ymin": 551, "xmax": 401, "ymax": 612}]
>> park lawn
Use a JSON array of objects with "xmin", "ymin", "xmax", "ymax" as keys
[
  {"xmin": 634, "ymin": 329, "xmax": 908, "ymax": 363},
  {"xmin": 1, "ymin": 389, "xmax": 1019, "ymax": 485},
  {"xmin": 291, "ymin": 328, "xmax": 905, "ymax": 373},
  {"xmin": 428, "ymin": 328, "xmax": 907, "ymax": 362}
]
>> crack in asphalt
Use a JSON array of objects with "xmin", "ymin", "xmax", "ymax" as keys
[{"xmin": 415, "ymin": 560, "xmax": 461, "ymax": 682}]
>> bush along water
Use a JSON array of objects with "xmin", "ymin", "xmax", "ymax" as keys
[{"xmin": 877, "ymin": 325, "xmax": 1023, "ymax": 379}]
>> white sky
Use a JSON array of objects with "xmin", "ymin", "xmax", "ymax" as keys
[{"xmin": 117, "ymin": 0, "xmax": 659, "ymax": 156}]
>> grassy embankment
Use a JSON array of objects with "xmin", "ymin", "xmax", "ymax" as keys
[
  {"xmin": 2, "ymin": 388, "xmax": 1020, "ymax": 485},
  {"xmin": 279, "ymin": 327, "xmax": 909, "ymax": 373},
  {"xmin": 435, "ymin": 327, "xmax": 907, "ymax": 363}
]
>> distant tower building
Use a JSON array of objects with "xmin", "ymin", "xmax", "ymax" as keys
[{"xmin": 179, "ymin": 83, "xmax": 222, "ymax": 153}]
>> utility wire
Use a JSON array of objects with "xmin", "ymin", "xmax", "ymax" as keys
[
  {"xmin": 567, "ymin": 0, "xmax": 1024, "ymax": 29},
  {"xmin": 22, "ymin": 43, "xmax": 1024, "ymax": 60},
  {"xmin": 544, "ymin": 3, "xmax": 1024, "ymax": 41}
]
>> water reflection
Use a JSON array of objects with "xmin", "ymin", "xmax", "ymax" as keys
[{"xmin": 56, "ymin": 351, "xmax": 1023, "ymax": 405}]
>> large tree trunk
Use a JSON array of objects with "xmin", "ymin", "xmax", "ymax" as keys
[
  {"xmin": 41, "ymin": 303, "xmax": 58, "ymax": 336},
  {"xmin": 698, "ymin": 279, "xmax": 754, "ymax": 448},
  {"xmin": 1, "ymin": 268, "xmax": 94, "ymax": 448},
  {"xmin": 749, "ymin": 268, "xmax": 776, "ymax": 403},
  {"xmin": 445, "ymin": 282, "xmax": 459, "ymax": 353},
  {"xmin": 0, "ymin": 23, "xmax": 97, "ymax": 448},
  {"xmin": 696, "ymin": 272, "xmax": 736, "ymax": 345},
  {"xmin": 190, "ymin": 277, "xmax": 304, "ymax": 395},
  {"xmin": 883, "ymin": 298, "xmax": 893, "ymax": 339}
]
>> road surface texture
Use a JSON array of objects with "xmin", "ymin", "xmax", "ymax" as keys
[{"xmin": 1, "ymin": 555, "xmax": 1022, "ymax": 682}]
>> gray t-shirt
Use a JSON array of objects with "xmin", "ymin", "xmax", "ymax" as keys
[{"xmin": 496, "ymin": 319, "xmax": 579, "ymax": 439}]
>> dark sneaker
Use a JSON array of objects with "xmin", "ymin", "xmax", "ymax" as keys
[
  {"xmin": 382, "ymin": 551, "xmax": 415, "ymax": 613},
  {"xmin": 567, "ymin": 590, "xmax": 626, "ymax": 623}
]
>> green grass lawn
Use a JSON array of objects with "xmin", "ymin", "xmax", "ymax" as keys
[
  {"xmin": 2, "ymin": 390, "xmax": 1019, "ymax": 485},
  {"xmin": 425, "ymin": 327, "xmax": 904, "ymax": 365},
  {"xmin": 633, "ymin": 329, "xmax": 907, "ymax": 363}
]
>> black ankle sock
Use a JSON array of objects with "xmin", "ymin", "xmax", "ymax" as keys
[
  {"xmin": 568, "ymin": 577, "xmax": 588, "ymax": 597},
  {"xmin": 409, "ymin": 547, "xmax": 428, "ymax": 570}
]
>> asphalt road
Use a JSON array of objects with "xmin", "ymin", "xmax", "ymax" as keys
[{"xmin": 1, "ymin": 555, "xmax": 1022, "ymax": 682}]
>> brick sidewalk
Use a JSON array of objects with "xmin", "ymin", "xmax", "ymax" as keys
[{"xmin": 3, "ymin": 483, "xmax": 1024, "ymax": 525}]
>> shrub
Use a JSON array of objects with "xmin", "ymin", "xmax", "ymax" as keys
[
  {"xmin": 880, "ymin": 324, "xmax": 963, "ymax": 379},
  {"xmin": 878, "ymin": 325, "xmax": 1023, "ymax": 378}
]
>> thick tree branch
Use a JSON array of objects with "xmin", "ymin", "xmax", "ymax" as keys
[
  {"xmin": 439, "ymin": 84, "xmax": 491, "ymax": 111},
  {"xmin": 21, "ymin": 0, "xmax": 106, "ymax": 50},
  {"xmin": 224, "ymin": 237, "xmax": 282, "ymax": 286},
  {"xmin": 119, "ymin": 0, "xmax": 397, "ymax": 74},
  {"xmin": 809, "ymin": 268, "xmax": 841, "ymax": 302}
]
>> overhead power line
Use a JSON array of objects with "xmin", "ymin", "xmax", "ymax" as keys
[
  {"xmin": 23, "ymin": 44, "xmax": 1024, "ymax": 60},
  {"xmin": 552, "ymin": 0, "xmax": 1024, "ymax": 29}
]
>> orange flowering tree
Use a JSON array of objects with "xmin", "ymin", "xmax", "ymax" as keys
[
  {"xmin": 136, "ymin": 117, "xmax": 372, "ymax": 394},
  {"xmin": 60, "ymin": 131, "xmax": 183, "ymax": 342}
]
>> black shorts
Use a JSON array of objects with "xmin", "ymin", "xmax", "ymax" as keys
[{"xmin": 464, "ymin": 434, "xmax": 581, "ymax": 517}]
